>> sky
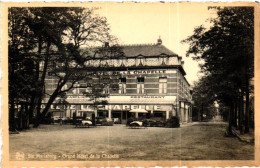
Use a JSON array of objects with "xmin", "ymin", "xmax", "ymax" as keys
[{"xmin": 89, "ymin": 3, "xmax": 215, "ymax": 85}]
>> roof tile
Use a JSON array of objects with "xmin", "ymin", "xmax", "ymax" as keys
[{"xmin": 121, "ymin": 44, "xmax": 177, "ymax": 57}]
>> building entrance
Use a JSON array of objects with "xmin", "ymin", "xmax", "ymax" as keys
[
  {"xmin": 111, "ymin": 111, "xmax": 132, "ymax": 124},
  {"xmin": 97, "ymin": 110, "xmax": 108, "ymax": 118}
]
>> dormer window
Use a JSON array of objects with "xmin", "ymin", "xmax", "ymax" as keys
[
  {"xmin": 100, "ymin": 57, "xmax": 109, "ymax": 67},
  {"xmin": 119, "ymin": 56, "xmax": 126, "ymax": 67},
  {"xmin": 159, "ymin": 54, "xmax": 168, "ymax": 65},
  {"xmin": 136, "ymin": 55, "xmax": 144, "ymax": 66}
]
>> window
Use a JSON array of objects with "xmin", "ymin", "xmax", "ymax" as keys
[
  {"xmin": 104, "ymin": 85, "xmax": 110, "ymax": 94},
  {"xmin": 72, "ymin": 88, "xmax": 77, "ymax": 94},
  {"xmin": 72, "ymin": 83, "xmax": 80, "ymax": 94},
  {"xmin": 61, "ymin": 84, "xmax": 67, "ymax": 91},
  {"xmin": 159, "ymin": 77, "xmax": 167, "ymax": 94},
  {"xmin": 119, "ymin": 78, "xmax": 126, "ymax": 94},
  {"xmin": 136, "ymin": 56, "xmax": 144, "ymax": 66},
  {"xmin": 137, "ymin": 77, "xmax": 144, "ymax": 94}
]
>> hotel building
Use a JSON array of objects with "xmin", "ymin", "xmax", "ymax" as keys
[{"xmin": 43, "ymin": 39, "xmax": 192, "ymax": 123}]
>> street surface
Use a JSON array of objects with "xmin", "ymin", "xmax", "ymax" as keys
[{"xmin": 9, "ymin": 122, "xmax": 254, "ymax": 160}]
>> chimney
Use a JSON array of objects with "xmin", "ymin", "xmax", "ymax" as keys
[
  {"xmin": 157, "ymin": 36, "xmax": 162, "ymax": 45},
  {"xmin": 104, "ymin": 42, "xmax": 109, "ymax": 48}
]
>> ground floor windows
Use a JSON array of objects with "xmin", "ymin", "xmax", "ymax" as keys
[{"xmin": 153, "ymin": 111, "xmax": 165, "ymax": 118}]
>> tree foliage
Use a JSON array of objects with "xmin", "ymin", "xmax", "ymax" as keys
[
  {"xmin": 192, "ymin": 76, "xmax": 217, "ymax": 120},
  {"xmin": 183, "ymin": 7, "xmax": 254, "ymax": 133},
  {"xmin": 8, "ymin": 7, "xmax": 120, "ymax": 129}
]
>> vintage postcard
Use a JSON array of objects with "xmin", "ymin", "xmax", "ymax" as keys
[{"xmin": 1, "ymin": 2, "xmax": 259, "ymax": 167}]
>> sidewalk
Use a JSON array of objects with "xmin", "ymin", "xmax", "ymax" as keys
[{"xmin": 232, "ymin": 127, "xmax": 254, "ymax": 143}]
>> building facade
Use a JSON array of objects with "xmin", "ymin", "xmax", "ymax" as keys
[{"xmin": 43, "ymin": 39, "xmax": 192, "ymax": 123}]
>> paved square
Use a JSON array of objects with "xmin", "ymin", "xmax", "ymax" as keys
[{"xmin": 9, "ymin": 122, "xmax": 254, "ymax": 160}]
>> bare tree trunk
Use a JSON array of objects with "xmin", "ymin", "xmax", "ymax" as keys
[
  {"xmin": 228, "ymin": 103, "xmax": 233, "ymax": 135},
  {"xmin": 18, "ymin": 104, "xmax": 24, "ymax": 130},
  {"xmin": 34, "ymin": 93, "xmax": 57, "ymax": 127},
  {"xmin": 244, "ymin": 49, "xmax": 250, "ymax": 133},
  {"xmin": 28, "ymin": 61, "xmax": 40, "ymax": 124},
  {"xmin": 34, "ymin": 79, "xmax": 66, "ymax": 127},
  {"xmin": 234, "ymin": 101, "xmax": 237, "ymax": 128},
  {"xmin": 201, "ymin": 105, "xmax": 204, "ymax": 121},
  {"xmin": 28, "ymin": 95, "xmax": 36, "ymax": 124},
  {"xmin": 245, "ymin": 77, "xmax": 250, "ymax": 133},
  {"xmin": 9, "ymin": 62, "xmax": 16, "ymax": 131},
  {"xmin": 9, "ymin": 92, "xmax": 16, "ymax": 131},
  {"xmin": 238, "ymin": 96, "xmax": 243, "ymax": 134},
  {"xmin": 35, "ymin": 41, "xmax": 50, "ymax": 125},
  {"xmin": 24, "ymin": 103, "xmax": 29, "ymax": 129}
]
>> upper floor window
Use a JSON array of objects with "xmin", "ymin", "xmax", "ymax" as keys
[
  {"xmin": 72, "ymin": 88, "xmax": 78, "ymax": 94},
  {"xmin": 72, "ymin": 83, "xmax": 80, "ymax": 94},
  {"xmin": 137, "ymin": 77, "xmax": 144, "ymax": 94},
  {"xmin": 159, "ymin": 77, "xmax": 167, "ymax": 94},
  {"xmin": 104, "ymin": 85, "xmax": 110, "ymax": 94},
  {"xmin": 159, "ymin": 55, "xmax": 168, "ymax": 65},
  {"xmin": 61, "ymin": 84, "xmax": 67, "ymax": 91},
  {"xmin": 119, "ymin": 78, "xmax": 126, "ymax": 94}
]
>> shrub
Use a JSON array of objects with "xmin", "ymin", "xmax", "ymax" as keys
[{"xmin": 165, "ymin": 116, "xmax": 180, "ymax": 128}]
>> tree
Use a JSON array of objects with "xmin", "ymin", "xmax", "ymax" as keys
[
  {"xmin": 8, "ymin": 8, "xmax": 38, "ymax": 131},
  {"xmin": 8, "ymin": 7, "xmax": 120, "ymax": 129},
  {"xmin": 183, "ymin": 7, "xmax": 254, "ymax": 134},
  {"xmin": 192, "ymin": 77, "xmax": 216, "ymax": 121},
  {"xmin": 30, "ymin": 8, "xmax": 118, "ymax": 127},
  {"xmin": 81, "ymin": 45, "xmax": 122, "ymax": 123}
]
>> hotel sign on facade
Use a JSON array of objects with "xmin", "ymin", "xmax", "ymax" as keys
[
  {"xmin": 44, "ymin": 95, "xmax": 176, "ymax": 112},
  {"xmin": 47, "ymin": 104, "xmax": 173, "ymax": 112},
  {"xmin": 90, "ymin": 69, "xmax": 177, "ymax": 75},
  {"xmin": 51, "ymin": 95, "xmax": 177, "ymax": 104}
]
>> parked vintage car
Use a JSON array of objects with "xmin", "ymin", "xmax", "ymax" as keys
[
  {"xmin": 75, "ymin": 119, "xmax": 93, "ymax": 128},
  {"xmin": 112, "ymin": 118, "xmax": 121, "ymax": 124},
  {"xmin": 81, "ymin": 120, "xmax": 93, "ymax": 127},
  {"xmin": 129, "ymin": 121, "xmax": 143, "ymax": 127},
  {"xmin": 51, "ymin": 116, "xmax": 68, "ymax": 124},
  {"xmin": 96, "ymin": 117, "xmax": 114, "ymax": 126}
]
